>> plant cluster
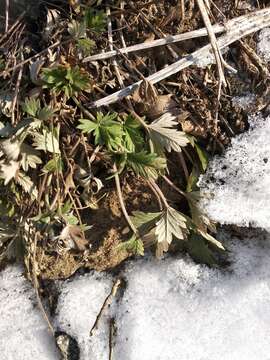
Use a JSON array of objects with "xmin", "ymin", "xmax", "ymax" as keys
[{"xmin": 0, "ymin": 1, "xmax": 227, "ymax": 274}]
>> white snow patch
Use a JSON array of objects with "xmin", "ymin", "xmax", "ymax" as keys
[
  {"xmin": 55, "ymin": 271, "xmax": 113, "ymax": 360},
  {"xmin": 0, "ymin": 266, "xmax": 58, "ymax": 360},
  {"xmin": 51, "ymin": 231, "xmax": 270, "ymax": 360},
  {"xmin": 199, "ymin": 114, "xmax": 270, "ymax": 229},
  {"xmin": 232, "ymin": 93, "xmax": 256, "ymax": 110},
  {"xmin": 257, "ymin": 27, "xmax": 270, "ymax": 62},
  {"xmin": 195, "ymin": 47, "xmax": 229, "ymax": 68},
  {"xmin": 3, "ymin": 231, "xmax": 270, "ymax": 360}
]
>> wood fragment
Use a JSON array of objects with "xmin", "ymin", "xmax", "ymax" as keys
[
  {"xmin": 196, "ymin": 0, "xmax": 226, "ymax": 87},
  {"xmin": 90, "ymin": 279, "xmax": 122, "ymax": 337},
  {"xmin": 109, "ymin": 318, "xmax": 116, "ymax": 360}
]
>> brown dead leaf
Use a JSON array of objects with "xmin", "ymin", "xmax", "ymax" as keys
[
  {"xmin": 132, "ymin": 79, "xmax": 158, "ymax": 108},
  {"xmin": 59, "ymin": 224, "xmax": 89, "ymax": 251},
  {"xmin": 64, "ymin": 164, "xmax": 76, "ymax": 195},
  {"xmin": 134, "ymin": 91, "xmax": 179, "ymax": 120},
  {"xmin": 144, "ymin": 33, "xmax": 155, "ymax": 43}
]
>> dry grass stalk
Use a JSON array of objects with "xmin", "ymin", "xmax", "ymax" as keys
[
  {"xmin": 89, "ymin": 279, "xmax": 122, "ymax": 337},
  {"xmin": 5, "ymin": 0, "xmax": 9, "ymax": 32},
  {"xmin": 90, "ymin": 8, "xmax": 270, "ymax": 109},
  {"xmin": 83, "ymin": 24, "xmax": 225, "ymax": 62},
  {"xmin": 196, "ymin": 0, "xmax": 226, "ymax": 87}
]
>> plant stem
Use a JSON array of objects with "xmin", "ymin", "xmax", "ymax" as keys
[
  {"xmin": 113, "ymin": 163, "xmax": 138, "ymax": 235},
  {"xmin": 148, "ymin": 179, "xmax": 168, "ymax": 209}
]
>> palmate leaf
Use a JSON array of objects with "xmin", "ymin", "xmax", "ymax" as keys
[
  {"xmin": 33, "ymin": 129, "xmax": 60, "ymax": 154},
  {"xmin": 187, "ymin": 233, "xmax": 217, "ymax": 266},
  {"xmin": 78, "ymin": 112, "xmax": 123, "ymax": 151},
  {"xmin": 84, "ymin": 8, "xmax": 106, "ymax": 33},
  {"xmin": 22, "ymin": 98, "xmax": 40, "ymax": 117},
  {"xmin": 131, "ymin": 211, "xmax": 162, "ymax": 248},
  {"xmin": 155, "ymin": 206, "xmax": 187, "ymax": 256},
  {"xmin": 126, "ymin": 151, "xmax": 166, "ymax": 179},
  {"xmin": 186, "ymin": 191, "xmax": 224, "ymax": 250},
  {"xmin": 16, "ymin": 171, "xmax": 38, "ymax": 199},
  {"xmin": 76, "ymin": 38, "xmax": 95, "ymax": 55},
  {"xmin": 20, "ymin": 143, "xmax": 42, "ymax": 171},
  {"xmin": 38, "ymin": 106, "xmax": 56, "ymax": 121},
  {"xmin": 118, "ymin": 234, "xmax": 144, "ymax": 256},
  {"xmin": 131, "ymin": 211, "xmax": 162, "ymax": 230},
  {"xmin": 0, "ymin": 160, "xmax": 20, "ymax": 185},
  {"xmin": 123, "ymin": 115, "xmax": 144, "ymax": 152},
  {"xmin": 43, "ymin": 155, "xmax": 63, "ymax": 173},
  {"xmin": 42, "ymin": 65, "xmax": 90, "ymax": 98},
  {"xmin": 148, "ymin": 113, "xmax": 189, "ymax": 153},
  {"xmin": 68, "ymin": 19, "xmax": 86, "ymax": 39},
  {"xmin": 77, "ymin": 119, "xmax": 97, "ymax": 133}
]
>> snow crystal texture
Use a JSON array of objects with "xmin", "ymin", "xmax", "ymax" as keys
[
  {"xmin": 53, "ymin": 231, "xmax": 270, "ymax": 360},
  {"xmin": 115, "ymin": 232, "xmax": 270, "ymax": 360},
  {"xmin": 56, "ymin": 272, "xmax": 113, "ymax": 360},
  {"xmin": 199, "ymin": 114, "xmax": 270, "ymax": 229},
  {"xmin": 257, "ymin": 27, "xmax": 270, "ymax": 62},
  {"xmin": 0, "ymin": 266, "xmax": 58, "ymax": 360},
  {"xmin": 232, "ymin": 93, "xmax": 256, "ymax": 110},
  {"xmin": 3, "ymin": 237, "xmax": 270, "ymax": 359}
]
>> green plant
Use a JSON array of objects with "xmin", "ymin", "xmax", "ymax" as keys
[
  {"xmin": 42, "ymin": 65, "xmax": 90, "ymax": 98},
  {"xmin": 67, "ymin": 7, "xmax": 106, "ymax": 55},
  {"xmin": 77, "ymin": 111, "xmax": 223, "ymax": 258}
]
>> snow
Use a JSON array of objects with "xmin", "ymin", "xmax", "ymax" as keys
[
  {"xmin": 2, "ymin": 230, "xmax": 270, "ymax": 359},
  {"xmin": 257, "ymin": 27, "xmax": 270, "ymax": 62},
  {"xmin": 199, "ymin": 114, "xmax": 270, "ymax": 229},
  {"xmin": 232, "ymin": 93, "xmax": 256, "ymax": 110},
  {"xmin": 114, "ymin": 231, "xmax": 270, "ymax": 360},
  {"xmin": 55, "ymin": 272, "xmax": 113, "ymax": 360},
  {"xmin": 52, "ymin": 230, "xmax": 270, "ymax": 360},
  {"xmin": 0, "ymin": 265, "xmax": 58, "ymax": 360}
]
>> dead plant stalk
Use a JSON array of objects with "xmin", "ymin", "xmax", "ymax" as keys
[
  {"xmin": 89, "ymin": 279, "xmax": 122, "ymax": 337},
  {"xmin": 90, "ymin": 8, "xmax": 270, "ymax": 108}
]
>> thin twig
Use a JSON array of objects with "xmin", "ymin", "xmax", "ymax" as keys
[
  {"xmin": 239, "ymin": 39, "xmax": 270, "ymax": 78},
  {"xmin": 5, "ymin": 0, "xmax": 9, "ymax": 32},
  {"xmin": 0, "ymin": 39, "xmax": 71, "ymax": 76},
  {"xmin": 109, "ymin": 318, "xmax": 116, "ymax": 360},
  {"xmin": 90, "ymin": 279, "xmax": 122, "ymax": 337},
  {"xmin": 0, "ymin": 11, "xmax": 25, "ymax": 45},
  {"xmin": 113, "ymin": 163, "xmax": 138, "ymax": 235},
  {"xmin": 162, "ymin": 175, "xmax": 187, "ymax": 198},
  {"xmin": 147, "ymin": 180, "xmax": 163, "ymax": 211},
  {"xmin": 32, "ymin": 231, "xmax": 55, "ymax": 335},
  {"xmin": 180, "ymin": 0, "xmax": 185, "ymax": 20},
  {"xmin": 118, "ymin": 1, "xmax": 127, "ymax": 48},
  {"xmin": 137, "ymin": 6, "xmax": 179, "ymax": 60},
  {"xmin": 107, "ymin": 6, "xmax": 125, "ymax": 88},
  {"xmin": 149, "ymin": 180, "xmax": 168, "ymax": 209},
  {"xmin": 178, "ymin": 152, "xmax": 189, "ymax": 182},
  {"xmin": 72, "ymin": 96, "xmax": 95, "ymax": 120},
  {"xmin": 196, "ymin": 0, "xmax": 226, "ymax": 86},
  {"xmin": 11, "ymin": 47, "xmax": 24, "ymax": 126},
  {"xmin": 196, "ymin": 0, "xmax": 229, "ymax": 134}
]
